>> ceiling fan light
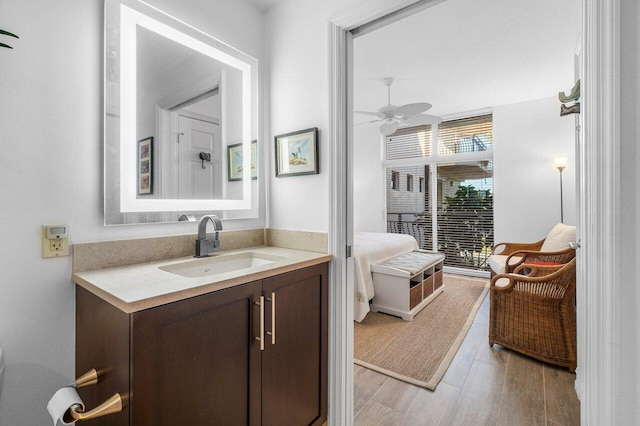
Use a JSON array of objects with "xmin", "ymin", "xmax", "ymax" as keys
[{"xmin": 380, "ymin": 121, "xmax": 399, "ymax": 136}]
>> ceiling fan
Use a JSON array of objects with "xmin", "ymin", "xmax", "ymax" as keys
[{"xmin": 355, "ymin": 77, "xmax": 442, "ymax": 136}]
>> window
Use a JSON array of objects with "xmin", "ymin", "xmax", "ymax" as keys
[
  {"xmin": 386, "ymin": 125, "xmax": 432, "ymax": 159},
  {"xmin": 385, "ymin": 114, "xmax": 494, "ymax": 274},
  {"xmin": 438, "ymin": 114, "xmax": 493, "ymax": 155},
  {"xmin": 390, "ymin": 171, "xmax": 399, "ymax": 190},
  {"xmin": 386, "ymin": 165, "xmax": 432, "ymax": 250},
  {"xmin": 437, "ymin": 161, "xmax": 493, "ymax": 271}
]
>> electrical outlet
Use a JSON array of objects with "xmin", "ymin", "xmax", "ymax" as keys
[
  {"xmin": 42, "ymin": 225, "xmax": 70, "ymax": 258},
  {"xmin": 50, "ymin": 239, "xmax": 62, "ymax": 251}
]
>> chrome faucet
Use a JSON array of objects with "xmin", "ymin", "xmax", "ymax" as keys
[{"xmin": 195, "ymin": 215, "xmax": 223, "ymax": 257}]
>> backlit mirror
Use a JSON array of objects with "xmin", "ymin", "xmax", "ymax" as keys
[{"xmin": 104, "ymin": 0, "xmax": 258, "ymax": 225}]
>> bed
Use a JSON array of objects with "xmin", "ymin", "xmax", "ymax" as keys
[{"xmin": 353, "ymin": 232, "xmax": 419, "ymax": 322}]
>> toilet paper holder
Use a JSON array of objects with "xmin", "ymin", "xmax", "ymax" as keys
[{"xmin": 65, "ymin": 369, "xmax": 123, "ymax": 422}]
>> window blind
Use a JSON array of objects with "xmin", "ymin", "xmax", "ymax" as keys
[
  {"xmin": 437, "ymin": 160, "xmax": 493, "ymax": 271},
  {"xmin": 386, "ymin": 125, "xmax": 432, "ymax": 160},
  {"xmin": 438, "ymin": 114, "xmax": 493, "ymax": 155}
]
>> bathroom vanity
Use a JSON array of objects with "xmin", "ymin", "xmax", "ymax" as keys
[{"xmin": 73, "ymin": 247, "xmax": 330, "ymax": 425}]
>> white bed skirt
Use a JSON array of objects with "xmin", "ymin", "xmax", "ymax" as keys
[{"xmin": 353, "ymin": 232, "xmax": 419, "ymax": 322}]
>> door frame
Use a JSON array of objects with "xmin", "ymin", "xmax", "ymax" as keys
[
  {"xmin": 328, "ymin": 0, "xmax": 620, "ymax": 424},
  {"xmin": 576, "ymin": 0, "xmax": 620, "ymax": 424},
  {"xmin": 328, "ymin": 2, "xmax": 443, "ymax": 424}
]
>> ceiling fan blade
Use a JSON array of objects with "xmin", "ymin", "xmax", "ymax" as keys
[
  {"xmin": 354, "ymin": 110, "xmax": 382, "ymax": 117},
  {"xmin": 403, "ymin": 113, "xmax": 443, "ymax": 126},
  {"xmin": 356, "ymin": 119, "xmax": 384, "ymax": 125},
  {"xmin": 395, "ymin": 102, "xmax": 432, "ymax": 116},
  {"xmin": 380, "ymin": 121, "xmax": 399, "ymax": 136}
]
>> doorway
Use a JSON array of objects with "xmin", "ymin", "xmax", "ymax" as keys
[
  {"xmin": 176, "ymin": 114, "xmax": 221, "ymax": 199},
  {"xmin": 330, "ymin": 0, "xmax": 604, "ymax": 424},
  {"xmin": 157, "ymin": 89, "xmax": 222, "ymax": 200}
]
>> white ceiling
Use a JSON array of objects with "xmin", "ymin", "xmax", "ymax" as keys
[
  {"xmin": 137, "ymin": 26, "xmax": 225, "ymax": 91},
  {"xmin": 353, "ymin": 0, "xmax": 581, "ymax": 118},
  {"xmin": 137, "ymin": 26, "xmax": 195, "ymax": 85},
  {"xmin": 248, "ymin": 0, "xmax": 290, "ymax": 11}
]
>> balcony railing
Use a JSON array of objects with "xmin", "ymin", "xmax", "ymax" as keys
[{"xmin": 387, "ymin": 212, "xmax": 493, "ymax": 272}]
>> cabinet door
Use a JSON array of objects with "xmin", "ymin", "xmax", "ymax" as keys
[
  {"xmin": 76, "ymin": 286, "xmax": 130, "ymax": 426},
  {"xmin": 131, "ymin": 280, "xmax": 263, "ymax": 426},
  {"xmin": 262, "ymin": 263, "xmax": 328, "ymax": 426}
]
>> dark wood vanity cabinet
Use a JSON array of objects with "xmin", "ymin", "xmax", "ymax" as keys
[
  {"xmin": 76, "ymin": 262, "xmax": 328, "ymax": 426},
  {"xmin": 130, "ymin": 280, "xmax": 263, "ymax": 425},
  {"xmin": 261, "ymin": 265, "xmax": 328, "ymax": 426}
]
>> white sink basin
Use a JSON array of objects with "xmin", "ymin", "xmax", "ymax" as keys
[{"xmin": 159, "ymin": 251, "xmax": 285, "ymax": 278}]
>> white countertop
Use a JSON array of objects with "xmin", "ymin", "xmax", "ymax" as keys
[{"xmin": 72, "ymin": 246, "xmax": 332, "ymax": 313}]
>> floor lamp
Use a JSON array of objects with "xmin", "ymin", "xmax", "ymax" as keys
[{"xmin": 554, "ymin": 157, "xmax": 568, "ymax": 223}]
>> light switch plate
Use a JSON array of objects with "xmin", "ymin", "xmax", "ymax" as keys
[{"xmin": 42, "ymin": 225, "xmax": 70, "ymax": 258}]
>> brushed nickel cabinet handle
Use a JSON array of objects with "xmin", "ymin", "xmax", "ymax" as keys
[
  {"xmin": 266, "ymin": 292, "xmax": 276, "ymax": 345},
  {"xmin": 255, "ymin": 296, "xmax": 265, "ymax": 351}
]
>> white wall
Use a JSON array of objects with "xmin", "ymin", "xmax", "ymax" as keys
[
  {"xmin": 265, "ymin": 0, "xmax": 364, "ymax": 232},
  {"xmin": 266, "ymin": 0, "xmax": 579, "ymax": 240},
  {"xmin": 0, "ymin": 1, "xmax": 264, "ymax": 424},
  {"xmin": 352, "ymin": 95, "xmax": 577, "ymax": 243},
  {"xmin": 493, "ymin": 96, "xmax": 577, "ymax": 243}
]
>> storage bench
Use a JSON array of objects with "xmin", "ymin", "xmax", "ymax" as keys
[{"xmin": 370, "ymin": 250, "xmax": 445, "ymax": 321}]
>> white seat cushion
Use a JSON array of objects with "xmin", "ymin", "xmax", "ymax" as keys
[
  {"xmin": 489, "ymin": 254, "xmax": 523, "ymax": 275},
  {"xmin": 378, "ymin": 251, "xmax": 444, "ymax": 275},
  {"xmin": 540, "ymin": 223, "xmax": 576, "ymax": 252}
]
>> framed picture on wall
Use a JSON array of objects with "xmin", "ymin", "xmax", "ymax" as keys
[
  {"xmin": 227, "ymin": 140, "xmax": 258, "ymax": 181},
  {"xmin": 137, "ymin": 136, "xmax": 153, "ymax": 194},
  {"xmin": 274, "ymin": 127, "xmax": 319, "ymax": 177}
]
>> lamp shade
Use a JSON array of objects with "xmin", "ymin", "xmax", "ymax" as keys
[{"xmin": 554, "ymin": 157, "xmax": 568, "ymax": 171}]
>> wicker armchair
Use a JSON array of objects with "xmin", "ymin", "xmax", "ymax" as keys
[
  {"xmin": 489, "ymin": 258, "xmax": 577, "ymax": 372},
  {"xmin": 491, "ymin": 240, "xmax": 576, "ymax": 276},
  {"xmin": 489, "ymin": 223, "xmax": 576, "ymax": 277}
]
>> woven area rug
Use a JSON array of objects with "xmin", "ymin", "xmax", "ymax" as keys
[{"xmin": 354, "ymin": 275, "xmax": 489, "ymax": 390}]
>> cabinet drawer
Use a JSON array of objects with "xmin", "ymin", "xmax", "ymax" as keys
[
  {"xmin": 409, "ymin": 282, "xmax": 422, "ymax": 309},
  {"xmin": 422, "ymin": 275, "xmax": 434, "ymax": 298},
  {"xmin": 434, "ymin": 270, "xmax": 443, "ymax": 290}
]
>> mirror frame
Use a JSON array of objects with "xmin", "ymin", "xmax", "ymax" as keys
[{"xmin": 110, "ymin": 0, "xmax": 257, "ymax": 214}]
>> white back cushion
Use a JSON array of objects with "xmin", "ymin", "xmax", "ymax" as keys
[{"xmin": 540, "ymin": 223, "xmax": 576, "ymax": 252}]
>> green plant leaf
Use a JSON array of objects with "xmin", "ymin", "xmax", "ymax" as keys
[
  {"xmin": 0, "ymin": 42, "xmax": 14, "ymax": 49},
  {"xmin": 0, "ymin": 29, "xmax": 19, "ymax": 39}
]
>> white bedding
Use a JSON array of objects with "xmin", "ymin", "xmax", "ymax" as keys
[{"xmin": 353, "ymin": 232, "xmax": 419, "ymax": 322}]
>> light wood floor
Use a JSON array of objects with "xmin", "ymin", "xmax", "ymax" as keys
[{"xmin": 354, "ymin": 287, "xmax": 580, "ymax": 425}]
